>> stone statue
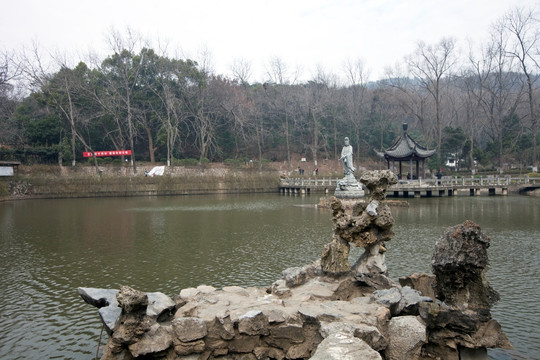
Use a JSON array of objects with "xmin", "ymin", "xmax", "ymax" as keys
[
  {"xmin": 340, "ymin": 137, "xmax": 355, "ymax": 175},
  {"xmin": 335, "ymin": 137, "xmax": 364, "ymax": 198}
]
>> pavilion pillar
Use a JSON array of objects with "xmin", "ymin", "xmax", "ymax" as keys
[
  {"xmin": 409, "ymin": 159, "xmax": 413, "ymax": 179},
  {"xmin": 422, "ymin": 159, "xmax": 426, "ymax": 179}
]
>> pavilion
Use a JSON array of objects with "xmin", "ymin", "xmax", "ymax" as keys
[{"xmin": 375, "ymin": 123, "xmax": 436, "ymax": 180}]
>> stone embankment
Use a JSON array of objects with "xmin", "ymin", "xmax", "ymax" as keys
[
  {"xmin": 0, "ymin": 166, "xmax": 279, "ymax": 200},
  {"xmin": 80, "ymin": 170, "xmax": 512, "ymax": 359}
]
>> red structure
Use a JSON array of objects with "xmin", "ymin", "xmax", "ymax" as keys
[{"xmin": 83, "ymin": 150, "xmax": 132, "ymax": 157}]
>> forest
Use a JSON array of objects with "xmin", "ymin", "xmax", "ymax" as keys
[{"xmin": 1, "ymin": 6, "xmax": 539, "ymax": 175}]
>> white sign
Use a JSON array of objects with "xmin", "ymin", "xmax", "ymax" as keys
[{"xmin": 0, "ymin": 166, "xmax": 14, "ymax": 176}]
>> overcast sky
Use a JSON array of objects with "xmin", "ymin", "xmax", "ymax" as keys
[{"xmin": 2, "ymin": 0, "xmax": 538, "ymax": 82}]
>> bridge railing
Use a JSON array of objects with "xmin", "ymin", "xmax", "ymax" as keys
[
  {"xmin": 390, "ymin": 175, "xmax": 540, "ymax": 188},
  {"xmin": 279, "ymin": 177, "xmax": 339, "ymax": 187},
  {"xmin": 280, "ymin": 176, "xmax": 540, "ymax": 188}
]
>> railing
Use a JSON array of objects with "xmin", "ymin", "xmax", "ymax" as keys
[
  {"xmin": 279, "ymin": 177, "xmax": 339, "ymax": 188},
  {"xmin": 280, "ymin": 176, "xmax": 540, "ymax": 188},
  {"xmin": 393, "ymin": 175, "xmax": 540, "ymax": 188}
]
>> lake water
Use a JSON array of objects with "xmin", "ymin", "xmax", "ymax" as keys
[{"xmin": 0, "ymin": 194, "xmax": 538, "ymax": 359}]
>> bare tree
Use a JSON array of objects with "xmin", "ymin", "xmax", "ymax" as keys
[
  {"xmin": 502, "ymin": 6, "xmax": 540, "ymax": 167},
  {"xmin": 407, "ymin": 38, "xmax": 458, "ymax": 165},
  {"xmin": 343, "ymin": 59, "xmax": 369, "ymax": 164},
  {"xmin": 475, "ymin": 21, "xmax": 523, "ymax": 169},
  {"xmin": 0, "ymin": 49, "xmax": 22, "ymax": 144},
  {"xmin": 101, "ymin": 29, "xmax": 147, "ymax": 173}
]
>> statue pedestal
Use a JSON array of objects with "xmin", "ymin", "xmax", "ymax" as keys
[{"xmin": 334, "ymin": 174, "xmax": 365, "ymax": 198}]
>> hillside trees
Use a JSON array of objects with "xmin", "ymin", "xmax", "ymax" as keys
[
  {"xmin": 3, "ymin": 7, "xmax": 540, "ymax": 172},
  {"xmin": 407, "ymin": 38, "xmax": 458, "ymax": 166},
  {"xmin": 502, "ymin": 6, "xmax": 540, "ymax": 167}
]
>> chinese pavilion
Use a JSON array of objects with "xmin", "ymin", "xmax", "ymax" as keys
[{"xmin": 375, "ymin": 123, "xmax": 436, "ymax": 180}]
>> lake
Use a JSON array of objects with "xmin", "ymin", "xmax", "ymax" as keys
[{"xmin": 0, "ymin": 193, "xmax": 538, "ymax": 359}]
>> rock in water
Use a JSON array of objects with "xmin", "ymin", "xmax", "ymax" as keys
[{"xmin": 431, "ymin": 220, "xmax": 499, "ymax": 311}]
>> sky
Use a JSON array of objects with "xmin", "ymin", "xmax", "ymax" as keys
[{"xmin": 1, "ymin": 0, "xmax": 538, "ymax": 83}]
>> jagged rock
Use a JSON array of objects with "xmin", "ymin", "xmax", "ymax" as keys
[
  {"xmin": 353, "ymin": 323, "xmax": 388, "ymax": 351},
  {"xmin": 370, "ymin": 287, "xmax": 402, "ymax": 315},
  {"xmin": 78, "ymin": 287, "xmax": 122, "ymax": 335},
  {"xmin": 100, "ymin": 345, "xmax": 134, "ymax": 360},
  {"xmin": 459, "ymin": 347, "xmax": 488, "ymax": 360},
  {"xmin": 206, "ymin": 314, "xmax": 235, "ymax": 340},
  {"xmin": 146, "ymin": 292, "xmax": 176, "ymax": 319},
  {"xmin": 398, "ymin": 273, "xmax": 436, "ymax": 300},
  {"xmin": 422, "ymin": 221, "xmax": 512, "ymax": 358},
  {"xmin": 271, "ymin": 279, "xmax": 291, "ymax": 297},
  {"xmin": 282, "ymin": 266, "xmax": 308, "ymax": 288},
  {"xmin": 78, "ymin": 287, "xmax": 118, "ymax": 308},
  {"xmin": 116, "ymin": 286, "xmax": 148, "ymax": 313},
  {"xmin": 173, "ymin": 338, "xmax": 205, "ymax": 356},
  {"xmin": 431, "ymin": 220, "xmax": 499, "ymax": 311},
  {"xmin": 172, "ymin": 317, "xmax": 207, "ymax": 342},
  {"xmin": 127, "ymin": 324, "xmax": 173, "ymax": 357},
  {"xmin": 254, "ymin": 346, "xmax": 285, "ymax": 360},
  {"xmin": 322, "ymin": 170, "xmax": 398, "ymax": 278},
  {"xmin": 352, "ymin": 242, "xmax": 387, "ymax": 274},
  {"xmin": 400, "ymin": 286, "xmax": 434, "ymax": 315},
  {"xmin": 371, "ymin": 286, "xmax": 432, "ymax": 317},
  {"xmin": 99, "ymin": 306, "xmax": 123, "ymax": 335},
  {"xmin": 385, "ymin": 316, "xmax": 427, "ymax": 360},
  {"xmin": 359, "ymin": 170, "xmax": 398, "ymax": 201},
  {"xmin": 311, "ymin": 332, "xmax": 382, "ymax": 360},
  {"xmin": 78, "ymin": 287, "xmax": 175, "ymax": 336},
  {"xmin": 354, "ymin": 272, "xmax": 394, "ymax": 290},
  {"xmin": 238, "ymin": 310, "xmax": 270, "ymax": 335},
  {"xmin": 321, "ymin": 235, "xmax": 351, "ymax": 274}
]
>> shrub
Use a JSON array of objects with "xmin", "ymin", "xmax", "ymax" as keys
[{"xmin": 176, "ymin": 158, "xmax": 199, "ymax": 166}]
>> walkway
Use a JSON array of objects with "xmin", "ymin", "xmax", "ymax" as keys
[{"xmin": 279, "ymin": 175, "xmax": 540, "ymax": 197}]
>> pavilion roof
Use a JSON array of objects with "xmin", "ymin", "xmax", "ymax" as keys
[{"xmin": 376, "ymin": 123, "xmax": 436, "ymax": 160}]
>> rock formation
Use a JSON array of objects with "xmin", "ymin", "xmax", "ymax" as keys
[
  {"xmin": 79, "ymin": 171, "xmax": 512, "ymax": 360},
  {"xmin": 321, "ymin": 169, "xmax": 397, "ymax": 289},
  {"xmin": 416, "ymin": 220, "xmax": 512, "ymax": 359}
]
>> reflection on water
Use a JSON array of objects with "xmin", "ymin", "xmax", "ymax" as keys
[{"xmin": 0, "ymin": 194, "xmax": 538, "ymax": 359}]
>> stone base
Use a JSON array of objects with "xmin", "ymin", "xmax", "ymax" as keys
[
  {"xmin": 335, "ymin": 174, "xmax": 365, "ymax": 198},
  {"xmin": 334, "ymin": 188, "xmax": 365, "ymax": 198}
]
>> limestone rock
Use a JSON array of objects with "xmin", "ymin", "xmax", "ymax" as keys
[
  {"xmin": 238, "ymin": 310, "xmax": 270, "ymax": 336},
  {"xmin": 321, "ymin": 235, "xmax": 351, "ymax": 274},
  {"xmin": 370, "ymin": 286, "xmax": 432, "ymax": 317},
  {"xmin": 431, "ymin": 220, "xmax": 499, "ymax": 311},
  {"xmin": 311, "ymin": 332, "xmax": 382, "ymax": 360},
  {"xmin": 99, "ymin": 305, "xmax": 122, "ymax": 335},
  {"xmin": 282, "ymin": 266, "xmax": 308, "ymax": 288},
  {"xmin": 127, "ymin": 324, "xmax": 173, "ymax": 357},
  {"xmin": 116, "ymin": 286, "xmax": 148, "ymax": 313},
  {"xmin": 146, "ymin": 292, "xmax": 176, "ymax": 320},
  {"xmin": 353, "ymin": 323, "xmax": 388, "ymax": 352},
  {"xmin": 359, "ymin": 170, "xmax": 398, "ymax": 201},
  {"xmin": 172, "ymin": 317, "xmax": 208, "ymax": 342},
  {"xmin": 398, "ymin": 273, "xmax": 436, "ymax": 300},
  {"xmin": 385, "ymin": 316, "xmax": 427, "ymax": 360},
  {"xmin": 78, "ymin": 287, "xmax": 117, "ymax": 308},
  {"xmin": 370, "ymin": 287, "xmax": 403, "ymax": 316}
]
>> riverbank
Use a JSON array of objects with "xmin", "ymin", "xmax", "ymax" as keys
[{"xmin": 0, "ymin": 164, "xmax": 282, "ymax": 201}]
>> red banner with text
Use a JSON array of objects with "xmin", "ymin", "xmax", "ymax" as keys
[{"xmin": 83, "ymin": 150, "xmax": 132, "ymax": 158}]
